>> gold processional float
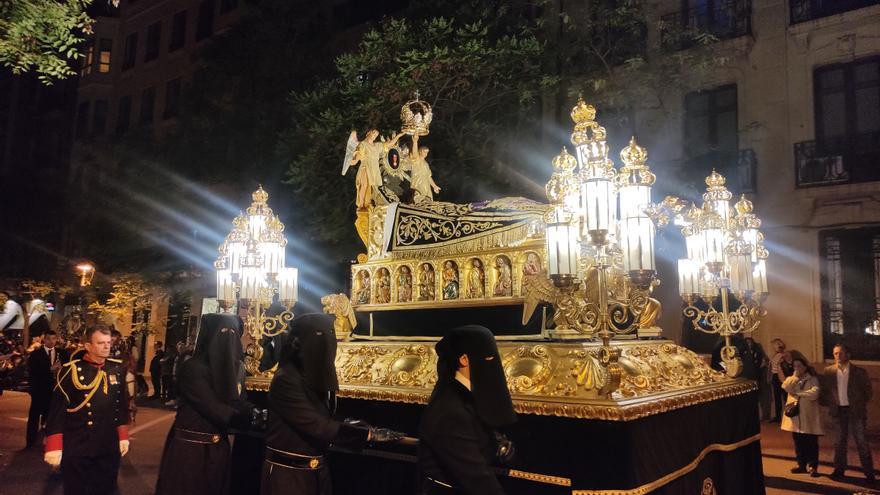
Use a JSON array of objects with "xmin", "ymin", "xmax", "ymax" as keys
[{"xmin": 215, "ymin": 95, "xmax": 770, "ymax": 423}]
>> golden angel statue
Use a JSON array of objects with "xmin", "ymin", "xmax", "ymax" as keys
[
  {"xmin": 408, "ymin": 135, "xmax": 441, "ymax": 203},
  {"xmin": 342, "ymin": 129, "xmax": 404, "ymax": 209}
]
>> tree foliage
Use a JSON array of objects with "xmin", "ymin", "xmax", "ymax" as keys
[
  {"xmin": 0, "ymin": 0, "xmax": 98, "ymax": 84},
  {"xmin": 89, "ymin": 274, "xmax": 157, "ymax": 333},
  {"xmin": 282, "ymin": 14, "xmax": 555, "ymax": 247}
]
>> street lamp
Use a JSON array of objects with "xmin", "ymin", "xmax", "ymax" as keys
[
  {"xmin": 673, "ymin": 172, "xmax": 770, "ymax": 376},
  {"xmin": 215, "ymin": 185, "xmax": 298, "ymax": 374},
  {"xmin": 76, "ymin": 263, "xmax": 95, "ymax": 287}
]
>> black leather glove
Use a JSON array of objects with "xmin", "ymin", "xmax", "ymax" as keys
[
  {"xmin": 368, "ymin": 427, "xmax": 404, "ymax": 443},
  {"xmin": 229, "ymin": 401, "xmax": 261, "ymax": 430},
  {"xmin": 494, "ymin": 432, "xmax": 515, "ymax": 464},
  {"xmin": 251, "ymin": 408, "xmax": 268, "ymax": 430}
]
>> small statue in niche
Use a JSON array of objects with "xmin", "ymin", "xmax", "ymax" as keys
[
  {"xmin": 493, "ymin": 256, "xmax": 513, "ymax": 297},
  {"xmin": 397, "ymin": 266, "xmax": 413, "ymax": 302},
  {"xmin": 418, "ymin": 263, "xmax": 435, "ymax": 301},
  {"xmin": 467, "ymin": 259, "xmax": 485, "ymax": 298},
  {"xmin": 442, "ymin": 261, "xmax": 459, "ymax": 300},
  {"xmin": 376, "ymin": 268, "xmax": 391, "ymax": 304},
  {"xmin": 523, "ymin": 252, "xmax": 541, "ymax": 276},
  {"xmin": 355, "ymin": 270, "xmax": 371, "ymax": 304}
]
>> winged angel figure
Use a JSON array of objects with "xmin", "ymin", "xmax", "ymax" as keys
[{"xmin": 342, "ymin": 130, "xmax": 374, "ymax": 209}]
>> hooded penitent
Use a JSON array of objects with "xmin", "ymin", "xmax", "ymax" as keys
[
  {"xmin": 282, "ymin": 313, "xmax": 339, "ymax": 398},
  {"xmin": 194, "ymin": 313, "xmax": 244, "ymax": 403},
  {"xmin": 434, "ymin": 325, "xmax": 516, "ymax": 427}
]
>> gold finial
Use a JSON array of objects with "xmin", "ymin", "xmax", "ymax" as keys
[
  {"xmin": 552, "ymin": 147, "xmax": 577, "ymax": 172},
  {"xmin": 252, "ymin": 185, "xmax": 269, "ymax": 203},
  {"xmin": 620, "ymin": 136, "xmax": 648, "ymax": 166},
  {"xmin": 705, "ymin": 169, "xmax": 726, "ymax": 188},
  {"xmin": 685, "ymin": 202, "xmax": 702, "ymax": 222},
  {"xmin": 570, "ymin": 96, "xmax": 596, "ymax": 125},
  {"xmin": 734, "ymin": 194, "xmax": 753, "ymax": 215},
  {"xmin": 232, "ymin": 212, "xmax": 248, "ymax": 229}
]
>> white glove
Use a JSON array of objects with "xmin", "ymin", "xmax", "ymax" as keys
[
  {"xmin": 119, "ymin": 439, "xmax": 130, "ymax": 457},
  {"xmin": 44, "ymin": 450, "xmax": 62, "ymax": 467}
]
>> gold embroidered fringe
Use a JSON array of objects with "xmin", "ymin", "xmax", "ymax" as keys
[{"xmin": 390, "ymin": 223, "xmax": 534, "ymax": 260}]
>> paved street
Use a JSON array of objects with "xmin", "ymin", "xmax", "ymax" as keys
[
  {"xmin": 0, "ymin": 391, "xmax": 174, "ymax": 495},
  {"xmin": 1, "ymin": 390, "xmax": 879, "ymax": 494}
]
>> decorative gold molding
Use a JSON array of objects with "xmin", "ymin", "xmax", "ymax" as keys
[
  {"xmin": 571, "ymin": 434, "xmax": 760, "ymax": 495},
  {"xmin": 245, "ymin": 340, "xmax": 757, "ymax": 422},
  {"xmin": 507, "ymin": 469, "xmax": 572, "ymax": 487}
]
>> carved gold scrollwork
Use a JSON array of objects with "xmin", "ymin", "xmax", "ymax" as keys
[
  {"xmin": 502, "ymin": 345, "xmax": 554, "ymax": 394},
  {"xmin": 384, "ymin": 345, "xmax": 436, "ymax": 387}
]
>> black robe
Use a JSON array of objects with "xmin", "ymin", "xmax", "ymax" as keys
[
  {"xmin": 418, "ymin": 380, "xmax": 505, "ymax": 495},
  {"xmin": 260, "ymin": 363, "xmax": 368, "ymax": 495},
  {"xmin": 155, "ymin": 358, "xmax": 240, "ymax": 495}
]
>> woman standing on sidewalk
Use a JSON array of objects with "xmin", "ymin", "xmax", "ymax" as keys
[{"xmin": 781, "ymin": 356, "xmax": 823, "ymax": 477}]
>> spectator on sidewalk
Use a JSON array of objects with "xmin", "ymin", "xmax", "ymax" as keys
[
  {"xmin": 160, "ymin": 346, "xmax": 176, "ymax": 402},
  {"xmin": 150, "ymin": 342, "xmax": 164, "ymax": 399},
  {"xmin": 770, "ymin": 339, "xmax": 793, "ymax": 423},
  {"xmin": 820, "ymin": 343, "xmax": 875, "ymax": 484},
  {"xmin": 745, "ymin": 335, "xmax": 771, "ymax": 420},
  {"xmin": 781, "ymin": 355, "xmax": 822, "ymax": 477}
]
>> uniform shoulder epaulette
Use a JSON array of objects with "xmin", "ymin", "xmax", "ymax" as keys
[{"xmin": 107, "ymin": 357, "xmax": 123, "ymax": 363}]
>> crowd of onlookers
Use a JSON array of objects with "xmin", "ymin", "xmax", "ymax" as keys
[{"xmin": 730, "ymin": 335, "xmax": 875, "ymax": 485}]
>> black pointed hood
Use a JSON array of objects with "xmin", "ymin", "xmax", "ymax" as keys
[
  {"xmin": 195, "ymin": 313, "xmax": 244, "ymax": 403},
  {"xmin": 282, "ymin": 313, "xmax": 338, "ymax": 395},
  {"xmin": 434, "ymin": 325, "xmax": 516, "ymax": 427}
]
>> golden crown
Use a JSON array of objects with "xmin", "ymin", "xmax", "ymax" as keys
[{"xmin": 400, "ymin": 92, "xmax": 433, "ymax": 136}]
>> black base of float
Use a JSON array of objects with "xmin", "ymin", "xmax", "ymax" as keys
[
  {"xmin": 352, "ymin": 302, "xmax": 550, "ymax": 338},
  {"xmin": 234, "ymin": 391, "xmax": 765, "ymax": 495}
]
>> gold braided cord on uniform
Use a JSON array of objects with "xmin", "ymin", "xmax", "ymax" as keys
[{"xmin": 59, "ymin": 359, "xmax": 109, "ymax": 413}]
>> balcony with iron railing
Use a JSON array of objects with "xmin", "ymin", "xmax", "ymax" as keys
[
  {"xmin": 660, "ymin": 0, "xmax": 752, "ymax": 50},
  {"xmin": 794, "ymin": 131, "xmax": 880, "ymax": 187},
  {"xmin": 789, "ymin": 0, "xmax": 880, "ymax": 24}
]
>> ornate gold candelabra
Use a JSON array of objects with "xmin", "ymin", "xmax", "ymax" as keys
[
  {"xmin": 215, "ymin": 186, "xmax": 299, "ymax": 375},
  {"xmin": 672, "ymin": 172, "xmax": 770, "ymax": 377},
  {"xmin": 542, "ymin": 100, "xmax": 664, "ymax": 396}
]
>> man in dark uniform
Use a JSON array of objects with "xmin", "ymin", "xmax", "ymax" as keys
[
  {"xmin": 261, "ymin": 313, "xmax": 403, "ymax": 495},
  {"xmin": 418, "ymin": 325, "xmax": 517, "ymax": 495},
  {"xmin": 44, "ymin": 325, "xmax": 130, "ymax": 495},
  {"xmin": 155, "ymin": 313, "xmax": 259, "ymax": 495},
  {"xmin": 27, "ymin": 330, "xmax": 68, "ymax": 447}
]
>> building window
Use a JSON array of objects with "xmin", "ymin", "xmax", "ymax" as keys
[
  {"xmin": 145, "ymin": 21, "xmax": 161, "ymax": 62},
  {"xmin": 821, "ymin": 227, "xmax": 880, "ymax": 360},
  {"xmin": 170, "ymin": 10, "xmax": 187, "ymax": 51},
  {"xmin": 75, "ymin": 101, "xmax": 90, "ymax": 140},
  {"xmin": 790, "ymin": 0, "xmax": 880, "ymax": 24},
  {"xmin": 681, "ymin": 84, "xmax": 752, "ymax": 192},
  {"xmin": 116, "ymin": 95, "xmax": 132, "ymax": 134},
  {"xmin": 196, "ymin": 0, "xmax": 215, "ymax": 41},
  {"xmin": 140, "ymin": 87, "xmax": 156, "ymax": 125},
  {"xmin": 685, "ymin": 84, "xmax": 738, "ymax": 156},
  {"xmin": 796, "ymin": 56, "xmax": 880, "ymax": 187},
  {"xmin": 220, "ymin": 0, "xmax": 237, "ymax": 14},
  {"xmin": 93, "ymin": 100, "xmax": 108, "ymax": 136},
  {"xmin": 123, "ymin": 33, "xmax": 138, "ymax": 71},
  {"xmin": 164, "ymin": 78, "xmax": 182, "ymax": 119},
  {"xmin": 98, "ymin": 38, "xmax": 112, "ymax": 73},
  {"xmin": 660, "ymin": 0, "xmax": 752, "ymax": 49},
  {"xmin": 81, "ymin": 41, "xmax": 94, "ymax": 76}
]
